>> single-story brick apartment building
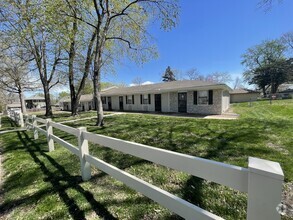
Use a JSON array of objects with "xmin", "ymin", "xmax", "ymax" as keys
[
  {"xmin": 230, "ymin": 89, "xmax": 260, "ymax": 103},
  {"xmin": 61, "ymin": 80, "xmax": 231, "ymax": 115}
]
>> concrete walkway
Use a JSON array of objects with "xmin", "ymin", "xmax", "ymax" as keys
[
  {"xmin": 59, "ymin": 112, "xmax": 125, "ymax": 124},
  {"xmin": 104, "ymin": 111, "xmax": 239, "ymax": 120},
  {"xmin": 203, "ymin": 112, "xmax": 239, "ymax": 120}
]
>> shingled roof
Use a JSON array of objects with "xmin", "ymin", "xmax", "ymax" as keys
[
  {"xmin": 25, "ymin": 95, "xmax": 45, "ymax": 101},
  {"xmin": 60, "ymin": 80, "xmax": 231, "ymax": 103},
  {"xmin": 230, "ymin": 89, "xmax": 260, "ymax": 94},
  {"xmin": 102, "ymin": 80, "xmax": 230, "ymax": 95}
]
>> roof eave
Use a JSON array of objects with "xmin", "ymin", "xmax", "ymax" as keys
[{"xmin": 101, "ymin": 84, "xmax": 231, "ymax": 96}]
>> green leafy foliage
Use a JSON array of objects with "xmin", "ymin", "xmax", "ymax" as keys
[{"xmin": 241, "ymin": 40, "xmax": 291, "ymax": 94}]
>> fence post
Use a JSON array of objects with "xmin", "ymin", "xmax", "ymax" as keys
[
  {"xmin": 247, "ymin": 157, "xmax": 284, "ymax": 220},
  {"xmin": 78, "ymin": 127, "xmax": 91, "ymax": 181},
  {"xmin": 32, "ymin": 115, "xmax": 38, "ymax": 140},
  {"xmin": 24, "ymin": 114, "xmax": 28, "ymax": 129},
  {"xmin": 19, "ymin": 112, "xmax": 24, "ymax": 127},
  {"xmin": 13, "ymin": 111, "xmax": 17, "ymax": 123},
  {"xmin": 46, "ymin": 119, "xmax": 54, "ymax": 152}
]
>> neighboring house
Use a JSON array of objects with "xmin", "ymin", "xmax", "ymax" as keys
[
  {"xmin": 59, "ymin": 87, "xmax": 118, "ymax": 112},
  {"xmin": 60, "ymin": 94, "xmax": 94, "ymax": 112},
  {"xmin": 230, "ymin": 89, "xmax": 260, "ymax": 103},
  {"xmin": 5, "ymin": 93, "xmax": 21, "ymax": 112},
  {"xmin": 79, "ymin": 94, "xmax": 94, "ymax": 111},
  {"xmin": 277, "ymin": 89, "xmax": 293, "ymax": 99},
  {"xmin": 6, "ymin": 103, "xmax": 21, "ymax": 111},
  {"xmin": 61, "ymin": 80, "xmax": 231, "ymax": 115},
  {"xmin": 25, "ymin": 96, "xmax": 46, "ymax": 109},
  {"xmin": 58, "ymin": 96, "xmax": 70, "ymax": 110}
]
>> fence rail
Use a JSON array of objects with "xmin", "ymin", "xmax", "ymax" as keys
[
  {"xmin": 6, "ymin": 111, "xmax": 284, "ymax": 220},
  {"xmin": 50, "ymin": 134, "xmax": 79, "ymax": 156},
  {"xmin": 83, "ymin": 131, "xmax": 249, "ymax": 192}
]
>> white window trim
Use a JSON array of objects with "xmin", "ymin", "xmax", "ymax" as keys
[
  {"xmin": 197, "ymin": 90, "xmax": 209, "ymax": 105},
  {"xmin": 142, "ymin": 94, "xmax": 149, "ymax": 105},
  {"xmin": 126, "ymin": 95, "xmax": 133, "ymax": 104}
]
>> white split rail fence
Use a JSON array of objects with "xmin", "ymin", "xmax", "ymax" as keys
[
  {"xmin": 7, "ymin": 109, "xmax": 24, "ymax": 127},
  {"xmin": 7, "ymin": 111, "xmax": 284, "ymax": 220},
  {"xmin": 0, "ymin": 113, "xmax": 2, "ymax": 128}
]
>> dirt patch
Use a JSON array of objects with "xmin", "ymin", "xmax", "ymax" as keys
[
  {"xmin": 282, "ymin": 182, "xmax": 293, "ymax": 218},
  {"xmin": 267, "ymin": 142, "xmax": 289, "ymax": 155}
]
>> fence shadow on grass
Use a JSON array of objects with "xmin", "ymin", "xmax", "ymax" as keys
[
  {"xmin": 0, "ymin": 131, "xmax": 117, "ymax": 220},
  {"xmin": 155, "ymin": 121, "xmax": 258, "ymax": 219},
  {"xmin": 0, "ymin": 116, "xmax": 18, "ymax": 129}
]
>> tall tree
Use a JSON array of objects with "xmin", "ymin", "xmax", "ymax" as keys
[
  {"xmin": 183, "ymin": 68, "xmax": 232, "ymax": 84},
  {"xmin": 69, "ymin": 0, "xmax": 178, "ymax": 126},
  {"xmin": 162, "ymin": 66, "xmax": 176, "ymax": 82},
  {"xmin": 241, "ymin": 40, "xmax": 288, "ymax": 94},
  {"xmin": 281, "ymin": 31, "xmax": 293, "ymax": 51},
  {"xmin": 79, "ymin": 77, "xmax": 94, "ymax": 95},
  {"xmin": 0, "ymin": 0, "xmax": 65, "ymax": 117},
  {"xmin": 58, "ymin": 0, "xmax": 98, "ymax": 116},
  {"xmin": 58, "ymin": 91, "xmax": 70, "ymax": 100},
  {"xmin": 233, "ymin": 76, "xmax": 244, "ymax": 89},
  {"xmin": 131, "ymin": 77, "xmax": 143, "ymax": 86},
  {"xmin": 185, "ymin": 68, "xmax": 203, "ymax": 80},
  {"xmin": 206, "ymin": 72, "xmax": 232, "ymax": 84},
  {"xmin": 0, "ymin": 52, "xmax": 39, "ymax": 114}
]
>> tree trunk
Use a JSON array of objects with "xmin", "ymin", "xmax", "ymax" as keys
[
  {"xmin": 68, "ymin": 7, "xmax": 78, "ymax": 117},
  {"xmin": 93, "ymin": 71, "xmax": 104, "ymax": 126},
  {"xmin": 68, "ymin": 11, "xmax": 96, "ymax": 117},
  {"xmin": 271, "ymin": 82, "xmax": 279, "ymax": 94},
  {"xmin": 19, "ymin": 90, "xmax": 27, "ymax": 114},
  {"xmin": 93, "ymin": 29, "xmax": 106, "ymax": 126},
  {"xmin": 262, "ymin": 87, "xmax": 266, "ymax": 97},
  {"xmin": 43, "ymin": 85, "xmax": 52, "ymax": 117},
  {"xmin": 71, "ymin": 97, "xmax": 79, "ymax": 116}
]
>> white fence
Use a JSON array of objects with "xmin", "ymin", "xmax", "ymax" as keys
[
  {"xmin": 0, "ymin": 113, "xmax": 2, "ymax": 128},
  {"xmin": 7, "ymin": 109, "xmax": 24, "ymax": 127},
  {"xmin": 7, "ymin": 112, "xmax": 284, "ymax": 220}
]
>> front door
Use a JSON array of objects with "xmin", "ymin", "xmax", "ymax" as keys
[
  {"xmin": 178, "ymin": 92, "xmax": 187, "ymax": 113},
  {"xmin": 155, "ymin": 94, "xmax": 162, "ymax": 112},
  {"xmin": 108, "ymin": 97, "xmax": 112, "ymax": 111},
  {"xmin": 119, "ymin": 96, "xmax": 124, "ymax": 110}
]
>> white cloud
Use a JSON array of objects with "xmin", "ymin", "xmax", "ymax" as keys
[
  {"xmin": 129, "ymin": 81, "xmax": 155, "ymax": 87},
  {"xmin": 142, "ymin": 81, "xmax": 154, "ymax": 85}
]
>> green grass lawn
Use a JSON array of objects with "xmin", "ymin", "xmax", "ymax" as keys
[
  {"xmin": 0, "ymin": 99, "xmax": 292, "ymax": 219},
  {"xmin": 0, "ymin": 115, "xmax": 19, "ymax": 131},
  {"xmin": 33, "ymin": 110, "xmax": 111, "ymax": 123}
]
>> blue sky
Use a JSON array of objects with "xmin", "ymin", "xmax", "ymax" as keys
[{"xmin": 101, "ymin": 0, "xmax": 293, "ymax": 87}]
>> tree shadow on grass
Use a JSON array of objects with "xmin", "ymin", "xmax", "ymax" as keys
[
  {"xmin": 0, "ymin": 116, "xmax": 18, "ymax": 129},
  {"xmin": 0, "ymin": 131, "xmax": 117, "ymax": 220}
]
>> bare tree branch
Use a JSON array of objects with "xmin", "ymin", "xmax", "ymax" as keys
[{"xmin": 106, "ymin": 37, "xmax": 138, "ymax": 50}]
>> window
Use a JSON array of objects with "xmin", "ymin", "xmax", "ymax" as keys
[
  {"xmin": 140, "ymin": 94, "xmax": 151, "ymax": 104},
  {"xmin": 101, "ymin": 97, "xmax": 106, "ymax": 104},
  {"xmin": 198, "ymin": 91, "xmax": 208, "ymax": 105},
  {"xmin": 126, "ymin": 95, "xmax": 134, "ymax": 104},
  {"xmin": 195, "ymin": 90, "xmax": 213, "ymax": 105}
]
